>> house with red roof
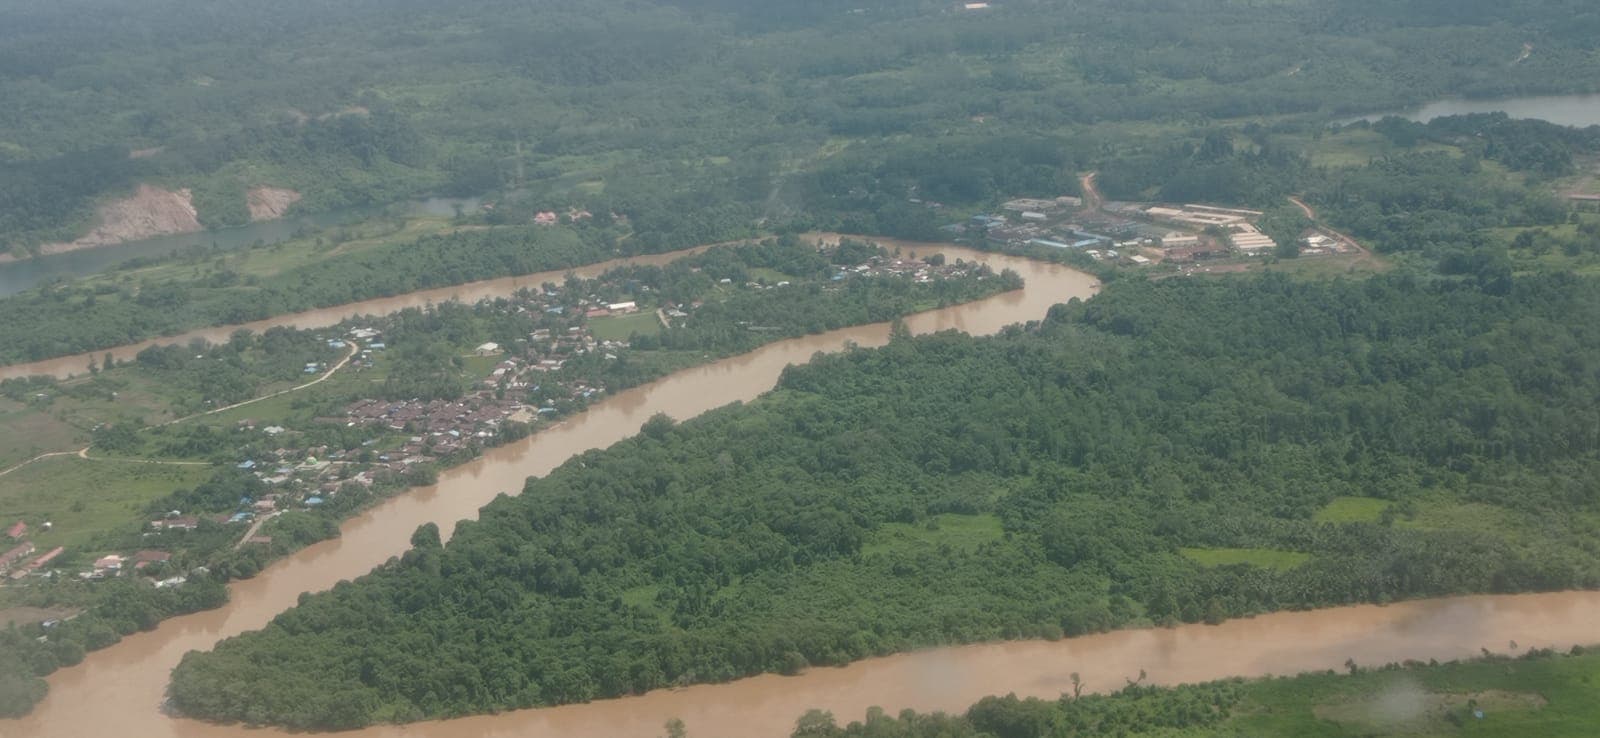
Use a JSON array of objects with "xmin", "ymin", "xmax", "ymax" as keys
[{"xmin": 5, "ymin": 520, "xmax": 25, "ymax": 539}]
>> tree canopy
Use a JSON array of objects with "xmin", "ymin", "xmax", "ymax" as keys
[{"xmin": 167, "ymin": 269, "xmax": 1600, "ymax": 728}]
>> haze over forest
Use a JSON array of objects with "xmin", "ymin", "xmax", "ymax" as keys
[{"xmin": 3, "ymin": 1, "xmax": 1600, "ymax": 736}]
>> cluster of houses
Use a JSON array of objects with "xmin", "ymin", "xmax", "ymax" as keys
[
  {"xmin": 342, "ymin": 394, "xmax": 527, "ymax": 451},
  {"xmin": 533, "ymin": 208, "xmax": 594, "ymax": 227},
  {"xmin": 9, "ymin": 247, "xmax": 996, "ymax": 591},
  {"xmin": 130, "ymin": 288, "xmax": 652, "ymax": 559},
  {"xmin": 844, "ymin": 253, "xmax": 993, "ymax": 283},
  {"xmin": 81, "ymin": 550, "xmax": 174, "ymax": 580},
  {"xmin": 962, "ymin": 196, "xmax": 1352, "ymax": 266},
  {"xmin": 2, "ymin": 520, "xmax": 64, "ymax": 582}
]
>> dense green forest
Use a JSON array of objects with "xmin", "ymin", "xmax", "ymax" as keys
[
  {"xmin": 4, "ymin": 0, "xmax": 1600, "ymax": 253},
  {"xmin": 790, "ymin": 647, "xmax": 1600, "ymax": 737},
  {"xmin": 167, "ymin": 270, "xmax": 1600, "ymax": 728}
]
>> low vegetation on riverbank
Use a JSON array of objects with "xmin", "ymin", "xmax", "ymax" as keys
[
  {"xmin": 793, "ymin": 646, "xmax": 1600, "ymax": 737},
  {"xmin": 0, "ymin": 237, "xmax": 1012, "ymax": 718},
  {"xmin": 167, "ymin": 270, "xmax": 1600, "ymax": 729}
]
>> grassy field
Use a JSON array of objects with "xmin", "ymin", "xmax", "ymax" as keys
[
  {"xmin": 1164, "ymin": 252, "xmax": 1392, "ymax": 283},
  {"xmin": 0, "ymin": 372, "xmax": 195, "ymax": 469},
  {"xmin": 1179, "ymin": 547, "xmax": 1311, "ymax": 571},
  {"xmin": 589, "ymin": 312, "xmax": 662, "ymax": 342},
  {"xmin": 863, "ymin": 513, "xmax": 1004, "ymax": 556},
  {"xmin": 1218, "ymin": 649, "xmax": 1600, "ymax": 737},
  {"xmin": 195, "ymin": 371, "xmax": 388, "ymax": 430},
  {"xmin": 77, "ymin": 215, "xmax": 477, "ymax": 292},
  {"xmin": 0, "ymin": 456, "xmax": 213, "ymax": 553},
  {"xmin": 746, "ymin": 267, "xmax": 795, "ymax": 284},
  {"xmin": 1396, "ymin": 498, "xmax": 1533, "ymax": 539},
  {"xmin": 0, "ymin": 402, "xmax": 85, "ymax": 470},
  {"xmin": 1283, "ymin": 128, "xmax": 1464, "ymax": 169},
  {"xmin": 1491, "ymin": 214, "xmax": 1600, "ymax": 276},
  {"xmin": 1260, "ymin": 252, "xmax": 1393, "ymax": 278},
  {"xmin": 459, "ymin": 354, "xmax": 502, "ymax": 377},
  {"xmin": 1315, "ymin": 496, "xmax": 1392, "ymax": 523}
]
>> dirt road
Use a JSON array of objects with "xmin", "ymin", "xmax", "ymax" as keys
[
  {"xmin": 1080, "ymin": 171, "xmax": 1103, "ymax": 212},
  {"xmin": 164, "ymin": 340, "xmax": 360, "ymax": 426},
  {"xmin": 0, "ymin": 450, "xmax": 82, "ymax": 479},
  {"xmin": 1288, "ymin": 195, "xmax": 1316, "ymax": 220},
  {"xmin": 1288, "ymin": 195, "xmax": 1373, "ymax": 260},
  {"xmin": 234, "ymin": 511, "xmax": 280, "ymax": 550}
]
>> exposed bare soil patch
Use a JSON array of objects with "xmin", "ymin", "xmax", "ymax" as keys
[
  {"xmin": 246, "ymin": 187, "xmax": 303, "ymax": 221},
  {"xmin": 37, "ymin": 185, "xmax": 202, "ymax": 257}
]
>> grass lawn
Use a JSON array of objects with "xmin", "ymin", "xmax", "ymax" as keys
[
  {"xmin": 589, "ymin": 312, "xmax": 662, "ymax": 342},
  {"xmin": 863, "ymin": 513, "xmax": 1004, "ymax": 556},
  {"xmin": 1315, "ymin": 496, "xmax": 1392, "ymax": 523},
  {"xmin": 0, "ymin": 456, "xmax": 213, "ymax": 552},
  {"xmin": 459, "ymin": 354, "xmax": 502, "ymax": 377},
  {"xmin": 1179, "ymin": 547, "xmax": 1311, "ymax": 571}
]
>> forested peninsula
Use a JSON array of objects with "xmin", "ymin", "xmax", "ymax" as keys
[{"xmin": 169, "ymin": 271, "xmax": 1600, "ymax": 729}]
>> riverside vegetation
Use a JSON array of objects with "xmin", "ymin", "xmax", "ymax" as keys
[
  {"xmin": 8, "ymin": 0, "xmax": 1600, "ymax": 732},
  {"xmin": 168, "ymin": 270, "xmax": 1600, "ymax": 729},
  {"xmin": 789, "ymin": 646, "xmax": 1600, "ymax": 737},
  {"xmin": 0, "ymin": 237, "xmax": 1014, "ymax": 718}
]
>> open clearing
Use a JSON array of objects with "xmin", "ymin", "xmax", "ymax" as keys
[
  {"xmin": 863, "ymin": 513, "xmax": 1004, "ymax": 556},
  {"xmin": 0, "ymin": 455, "xmax": 213, "ymax": 552},
  {"xmin": 1179, "ymin": 547, "xmax": 1311, "ymax": 571},
  {"xmin": 1315, "ymin": 496, "xmax": 1391, "ymax": 523},
  {"xmin": 589, "ymin": 312, "xmax": 662, "ymax": 342}
]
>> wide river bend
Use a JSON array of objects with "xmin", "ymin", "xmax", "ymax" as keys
[{"xmin": 4, "ymin": 236, "xmax": 1599, "ymax": 738}]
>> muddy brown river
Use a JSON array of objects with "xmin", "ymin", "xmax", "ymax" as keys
[{"xmin": 4, "ymin": 236, "xmax": 1599, "ymax": 738}]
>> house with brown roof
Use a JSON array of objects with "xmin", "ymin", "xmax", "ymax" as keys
[
  {"xmin": 11, "ymin": 546, "xmax": 62, "ymax": 579},
  {"xmin": 133, "ymin": 550, "xmax": 172, "ymax": 570},
  {"xmin": 1, "ymin": 542, "xmax": 37, "ymax": 572}
]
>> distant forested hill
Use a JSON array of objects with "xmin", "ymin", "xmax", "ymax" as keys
[
  {"xmin": 3, "ymin": 0, "xmax": 1599, "ymax": 251},
  {"xmin": 169, "ymin": 270, "xmax": 1600, "ymax": 729}
]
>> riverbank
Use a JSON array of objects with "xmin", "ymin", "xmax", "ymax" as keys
[
  {"xmin": 1341, "ymin": 92, "xmax": 1600, "ymax": 127},
  {"xmin": 0, "ymin": 241, "xmax": 717, "ymax": 382},
  {"xmin": 800, "ymin": 638, "xmax": 1600, "ymax": 738},
  {"xmin": 12, "ymin": 238, "xmax": 1597, "ymax": 738},
  {"xmin": 0, "ymin": 240, "xmax": 1096, "ymax": 737}
]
